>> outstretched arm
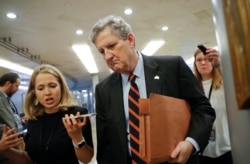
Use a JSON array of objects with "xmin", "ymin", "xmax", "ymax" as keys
[{"xmin": 0, "ymin": 124, "xmax": 33, "ymax": 164}]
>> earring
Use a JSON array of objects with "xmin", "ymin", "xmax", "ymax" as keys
[{"xmin": 35, "ymin": 99, "xmax": 39, "ymax": 106}]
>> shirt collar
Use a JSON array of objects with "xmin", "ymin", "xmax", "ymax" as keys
[
  {"xmin": 1, "ymin": 91, "xmax": 9, "ymax": 99},
  {"xmin": 121, "ymin": 52, "xmax": 145, "ymax": 83}
]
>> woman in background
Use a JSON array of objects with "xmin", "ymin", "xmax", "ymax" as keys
[
  {"xmin": 0, "ymin": 64, "xmax": 93, "ymax": 164},
  {"xmin": 193, "ymin": 47, "xmax": 233, "ymax": 164}
]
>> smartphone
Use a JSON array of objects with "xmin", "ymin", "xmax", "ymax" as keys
[
  {"xmin": 18, "ymin": 129, "xmax": 28, "ymax": 138},
  {"xmin": 74, "ymin": 113, "xmax": 97, "ymax": 121},
  {"xmin": 197, "ymin": 44, "xmax": 207, "ymax": 55}
]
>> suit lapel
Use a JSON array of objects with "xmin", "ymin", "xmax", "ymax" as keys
[
  {"xmin": 109, "ymin": 73, "xmax": 129, "ymax": 155},
  {"xmin": 0, "ymin": 91, "xmax": 16, "ymax": 128},
  {"xmin": 0, "ymin": 91, "xmax": 13, "ymax": 115},
  {"xmin": 142, "ymin": 55, "xmax": 164, "ymax": 97}
]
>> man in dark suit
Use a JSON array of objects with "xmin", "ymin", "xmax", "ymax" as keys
[
  {"xmin": 89, "ymin": 15, "xmax": 215, "ymax": 164},
  {"xmin": 0, "ymin": 72, "xmax": 22, "ymax": 163}
]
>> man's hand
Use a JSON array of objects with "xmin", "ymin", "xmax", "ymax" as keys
[{"xmin": 168, "ymin": 140, "xmax": 194, "ymax": 164}]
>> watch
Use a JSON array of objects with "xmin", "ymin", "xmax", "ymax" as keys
[{"xmin": 72, "ymin": 138, "xmax": 86, "ymax": 149}]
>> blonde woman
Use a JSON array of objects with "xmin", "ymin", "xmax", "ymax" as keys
[
  {"xmin": 193, "ymin": 47, "xmax": 232, "ymax": 164},
  {"xmin": 1, "ymin": 64, "xmax": 93, "ymax": 164}
]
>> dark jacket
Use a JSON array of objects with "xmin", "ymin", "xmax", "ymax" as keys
[{"xmin": 95, "ymin": 54, "xmax": 215, "ymax": 164}]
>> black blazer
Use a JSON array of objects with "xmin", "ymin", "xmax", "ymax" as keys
[{"xmin": 95, "ymin": 54, "xmax": 215, "ymax": 164}]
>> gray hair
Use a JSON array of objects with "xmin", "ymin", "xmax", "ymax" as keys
[{"xmin": 89, "ymin": 15, "xmax": 132, "ymax": 44}]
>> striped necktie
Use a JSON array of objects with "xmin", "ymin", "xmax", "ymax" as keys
[{"xmin": 128, "ymin": 74, "xmax": 145, "ymax": 164}]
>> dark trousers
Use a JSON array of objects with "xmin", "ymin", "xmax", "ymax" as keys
[{"xmin": 199, "ymin": 151, "xmax": 233, "ymax": 164}]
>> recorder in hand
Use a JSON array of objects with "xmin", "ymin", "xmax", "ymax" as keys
[{"xmin": 197, "ymin": 44, "xmax": 207, "ymax": 55}]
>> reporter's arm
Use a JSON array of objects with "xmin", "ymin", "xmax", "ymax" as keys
[
  {"xmin": 0, "ymin": 125, "xmax": 33, "ymax": 164},
  {"xmin": 2, "ymin": 148, "xmax": 33, "ymax": 164},
  {"xmin": 62, "ymin": 112, "xmax": 94, "ymax": 163},
  {"xmin": 206, "ymin": 48, "xmax": 222, "ymax": 72},
  {"xmin": 72, "ymin": 138, "xmax": 94, "ymax": 163}
]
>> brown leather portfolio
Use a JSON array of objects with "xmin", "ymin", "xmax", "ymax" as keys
[{"xmin": 138, "ymin": 93, "xmax": 191, "ymax": 164}]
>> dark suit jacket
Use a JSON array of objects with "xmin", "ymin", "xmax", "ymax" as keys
[
  {"xmin": 0, "ymin": 91, "xmax": 18, "ymax": 161},
  {"xmin": 95, "ymin": 54, "xmax": 215, "ymax": 164}
]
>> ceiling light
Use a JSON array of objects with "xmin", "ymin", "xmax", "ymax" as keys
[
  {"xmin": 124, "ymin": 8, "xmax": 133, "ymax": 15},
  {"xmin": 76, "ymin": 29, "xmax": 83, "ymax": 35},
  {"xmin": 19, "ymin": 85, "xmax": 28, "ymax": 90},
  {"xmin": 161, "ymin": 26, "xmax": 169, "ymax": 31},
  {"xmin": 142, "ymin": 40, "xmax": 165, "ymax": 56},
  {"xmin": 72, "ymin": 44, "xmax": 98, "ymax": 74},
  {"xmin": 6, "ymin": 12, "xmax": 17, "ymax": 19},
  {"xmin": 0, "ymin": 58, "xmax": 33, "ymax": 75}
]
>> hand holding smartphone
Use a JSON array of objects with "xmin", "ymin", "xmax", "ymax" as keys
[
  {"xmin": 74, "ymin": 113, "xmax": 97, "ymax": 121},
  {"xmin": 197, "ymin": 44, "xmax": 207, "ymax": 55}
]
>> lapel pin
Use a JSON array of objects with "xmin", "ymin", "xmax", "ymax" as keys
[{"xmin": 154, "ymin": 75, "xmax": 160, "ymax": 80}]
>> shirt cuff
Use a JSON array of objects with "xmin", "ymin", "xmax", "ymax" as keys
[{"xmin": 185, "ymin": 137, "xmax": 200, "ymax": 153}]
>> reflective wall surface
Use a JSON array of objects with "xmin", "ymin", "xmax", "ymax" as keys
[{"xmin": 211, "ymin": 0, "xmax": 250, "ymax": 163}]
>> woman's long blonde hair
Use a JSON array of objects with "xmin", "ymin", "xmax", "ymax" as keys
[
  {"xmin": 193, "ymin": 49, "xmax": 223, "ymax": 90},
  {"xmin": 24, "ymin": 64, "xmax": 77, "ymax": 120}
]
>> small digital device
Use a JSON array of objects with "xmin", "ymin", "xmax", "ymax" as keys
[
  {"xmin": 18, "ymin": 129, "xmax": 28, "ymax": 138},
  {"xmin": 197, "ymin": 44, "xmax": 207, "ymax": 55},
  {"xmin": 72, "ymin": 139, "xmax": 86, "ymax": 148},
  {"xmin": 74, "ymin": 113, "xmax": 97, "ymax": 121}
]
